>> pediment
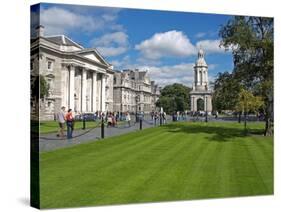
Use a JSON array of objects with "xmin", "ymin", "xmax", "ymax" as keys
[{"xmin": 76, "ymin": 49, "xmax": 110, "ymax": 66}]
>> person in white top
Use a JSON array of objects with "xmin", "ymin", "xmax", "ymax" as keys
[
  {"xmin": 56, "ymin": 106, "xmax": 66, "ymax": 138},
  {"xmin": 126, "ymin": 111, "xmax": 131, "ymax": 127}
]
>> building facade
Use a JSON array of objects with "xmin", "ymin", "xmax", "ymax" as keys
[
  {"xmin": 113, "ymin": 69, "xmax": 160, "ymax": 114},
  {"xmin": 31, "ymin": 26, "xmax": 160, "ymax": 120},
  {"xmin": 31, "ymin": 25, "xmax": 114, "ymax": 120},
  {"xmin": 190, "ymin": 48, "xmax": 212, "ymax": 113}
]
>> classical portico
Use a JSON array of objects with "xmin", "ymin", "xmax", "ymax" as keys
[
  {"xmin": 31, "ymin": 25, "xmax": 114, "ymax": 120},
  {"xmin": 190, "ymin": 48, "xmax": 212, "ymax": 113},
  {"xmin": 61, "ymin": 63, "xmax": 108, "ymax": 113}
]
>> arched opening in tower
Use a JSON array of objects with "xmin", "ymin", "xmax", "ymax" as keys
[{"xmin": 197, "ymin": 98, "xmax": 204, "ymax": 111}]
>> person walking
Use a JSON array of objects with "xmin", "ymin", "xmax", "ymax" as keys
[
  {"xmin": 65, "ymin": 109, "xmax": 74, "ymax": 139},
  {"xmin": 163, "ymin": 112, "xmax": 166, "ymax": 124},
  {"xmin": 56, "ymin": 106, "xmax": 66, "ymax": 138},
  {"xmin": 107, "ymin": 112, "xmax": 113, "ymax": 127},
  {"xmin": 126, "ymin": 111, "xmax": 131, "ymax": 127}
]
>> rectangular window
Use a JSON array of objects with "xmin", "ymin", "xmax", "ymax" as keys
[{"xmin": 47, "ymin": 61, "xmax": 53, "ymax": 71}]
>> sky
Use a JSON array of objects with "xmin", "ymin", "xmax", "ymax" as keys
[{"xmin": 31, "ymin": 3, "xmax": 235, "ymax": 87}]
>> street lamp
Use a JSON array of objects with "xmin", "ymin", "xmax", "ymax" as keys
[
  {"xmin": 135, "ymin": 95, "xmax": 140, "ymax": 122},
  {"xmin": 205, "ymin": 96, "xmax": 208, "ymax": 122}
]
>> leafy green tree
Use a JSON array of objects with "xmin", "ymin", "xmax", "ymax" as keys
[
  {"xmin": 219, "ymin": 16, "xmax": 273, "ymax": 135},
  {"xmin": 236, "ymin": 89, "xmax": 264, "ymax": 132},
  {"xmin": 213, "ymin": 72, "xmax": 242, "ymax": 112},
  {"xmin": 31, "ymin": 75, "xmax": 49, "ymax": 101},
  {"xmin": 156, "ymin": 83, "xmax": 191, "ymax": 114}
]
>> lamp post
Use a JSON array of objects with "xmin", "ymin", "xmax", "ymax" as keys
[
  {"xmin": 205, "ymin": 96, "xmax": 208, "ymax": 122},
  {"xmin": 135, "ymin": 95, "xmax": 140, "ymax": 122}
]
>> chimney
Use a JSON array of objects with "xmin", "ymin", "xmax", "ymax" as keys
[{"xmin": 36, "ymin": 25, "xmax": 44, "ymax": 37}]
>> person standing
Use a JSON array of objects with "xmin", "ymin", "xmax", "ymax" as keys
[
  {"xmin": 56, "ymin": 106, "xmax": 66, "ymax": 138},
  {"xmin": 126, "ymin": 112, "xmax": 131, "ymax": 127},
  {"xmin": 163, "ymin": 112, "xmax": 166, "ymax": 124},
  {"xmin": 65, "ymin": 109, "xmax": 74, "ymax": 139}
]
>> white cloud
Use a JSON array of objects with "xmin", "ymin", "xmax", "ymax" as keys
[
  {"xmin": 91, "ymin": 31, "xmax": 129, "ymax": 57},
  {"xmin": 196, "ymin": 39, "xmax": 226, "ymax": 53},
  {"xmin": 96, "ymin": 46, "xmax": 128, "ymax": 57},
  {"xmin": 136, "ymin": 63, "xmax": 195, "ymax": 87},
  {"xmin": 92, "ymin": 31, "xmax": 128, "ymax": 46},
  {"xmin": 135, "ymin": 30, "xmax": 197, "ymax": 59},
  {"xmin": 110, "ymin": 55, "xmax": 131, "ymax": 68},
  {"xmin": 136, "ymin": 62, "xmax": 217, "ymax": 87},
  {"xmin": 40, "ymin": 7, "xmax": 121, "ymax": 36}
]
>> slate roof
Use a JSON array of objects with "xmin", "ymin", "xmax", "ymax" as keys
[{"xmin": 45, "ymin": 35, "xmax": 83, "ymax": 49}]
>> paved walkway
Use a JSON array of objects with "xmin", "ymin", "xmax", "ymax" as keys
[
  {"xmin": 39, "ymin": 115, "xmax": 261, "ymax": 152},
  {"xmin": 39, "ymin": 119, "xmax": 157, "ymax": 152}
]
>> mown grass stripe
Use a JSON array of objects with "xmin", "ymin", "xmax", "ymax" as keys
[
  {"xmin": 40, "ymin": 130, "xmax": 172, "ymax": 208},
  {"xmin": 39, "ymin": 122, "xmax": 273, "ymax": 208}
]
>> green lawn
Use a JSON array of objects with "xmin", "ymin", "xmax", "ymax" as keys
[
  {"xmin": 40, "ymin": 122, "xmax": 273, "ymax": 208},
  {"xmin": 38, "ymin": 120, "xmax": 100, "ymax": 134}
]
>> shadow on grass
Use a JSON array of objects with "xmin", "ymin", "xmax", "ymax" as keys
[{"xmin": 162, "ymin": 123, "xmax": 264, "ymax": 142}]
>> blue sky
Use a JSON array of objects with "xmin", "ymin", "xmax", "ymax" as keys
[{"xmin": 31, "ymin": 3, "xmax": 234, "ymax": 87}]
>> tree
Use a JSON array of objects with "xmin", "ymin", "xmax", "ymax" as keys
[
  {"xmin": 219, "ymin": 16, "xmax": 273, "ymax": 135},
  {"xmin": 213, "ymin": 72, "xmax": 242, "ymax": 112},
  {"xmin": 236, "ymin": 89, "xmax": 264, "ymax": 132},
  {"xmin": 156, "ymin": 83, "xmax": 191, "ymax": 114},
  {"xmin": 31, "ymin": 75, "xmax": 49, "ymax": 101}
]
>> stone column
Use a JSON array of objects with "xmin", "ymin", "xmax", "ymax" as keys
[
  {"xmin": 192, "ymin": 97, "xmax": 194, "ymax": 112},
  {"xmin": 203, "ymin": 71, "xmax": 206, "ymax": 85},
  {"xmin": 101, "ymin": 74, "xmax": 106, "ymax": 112},
  {"xmin": 207, "ymin": 95, "xmax": 212, "ymax": 112},
  {"xmin": 196, "ymin": 69, "xmax": 200, "ymax": 86},
  {"xmin": 61, "ymin": 64, "xmax": 68, "ymax": 108},
  {"xmin": 81, "ymin": 68, "xmax": 87, "ymax": 112},
  {"xmin": 194, "ymin": 70, "xmax": 197, "ymax": 86},
  {"xmin": 91, "ymin": 71, "xmax": 97, "ymax": 112},
  {"xmin": 68, "ymin": 65, "xmax": 75, "ymax": 110},
  {"xmin": 206, "ymin": 70, "xmax": 209, "ymax": 86},
  {"xmin": 193, "ymin": 96, "xmax": 197, "ymax": 112}
]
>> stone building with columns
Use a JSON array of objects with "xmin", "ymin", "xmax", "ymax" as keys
[
  {"xmin": 31, "ymin": 25, "xmax": 114, "ymax": 120},
  {"xmin": 190, "ymin": 48, "xmax": 212, "ymax": 113},
  {"xmin": 113, "ymin": 69, "xmax": 160, "ymax": 114}
]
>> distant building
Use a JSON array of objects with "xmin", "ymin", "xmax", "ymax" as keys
[
  {"xmin": 31, "ymin": 25, "xmax": 114, "ymax": 120},
  {"xmin": 190, "ymin": 48, "xmax": 212, "ymax": 112},
  {"xmin": 113, "ymin": 69, "xmax": 160, "ymax": 114}
]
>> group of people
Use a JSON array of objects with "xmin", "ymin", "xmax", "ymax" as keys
[
  {"xmin": 106, "ymin": 111, "xmax": 131, "ymax": 127},
  {"xmin": 55, "ymin": 108, "xmax": 135, "ymax": 139},
  {"xmin": 56, "ymin": 106, "xmax": 74, "ymax": 139},
  {"xmin": 102, "ymin": 111, "xmax": 131, "ymax": 127},
  {"xmin": 150, "ymin": 111, "xmax": 167, "ymax": 125}
]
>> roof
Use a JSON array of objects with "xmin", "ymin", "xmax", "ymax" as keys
[{"xmin": 45, "ymin": 35, "xmax": 83, "ymax": 49}]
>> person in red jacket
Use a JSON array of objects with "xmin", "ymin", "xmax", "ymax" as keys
[{"xmin": 65, "ymin": 109, "xmax": 74, "ymax": 139}]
